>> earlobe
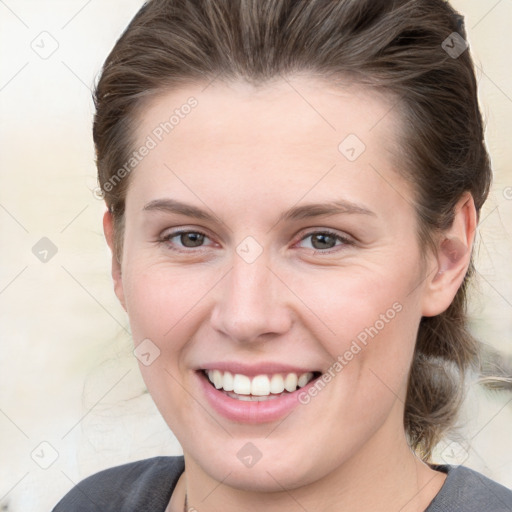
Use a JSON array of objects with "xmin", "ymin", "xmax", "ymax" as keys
[
  {"xmin": 421, "ymin": 192, "xmax": 477, "ymax": 317},
  {"xmin": 103, "ymin": 209, "xmax": 127, "ymax": 311}
]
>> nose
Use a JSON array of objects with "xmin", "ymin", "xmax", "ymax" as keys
[{"xmin": 209, "ymin": 253, "xmax": 293, "ymax": 344}]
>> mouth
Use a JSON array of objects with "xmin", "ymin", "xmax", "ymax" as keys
[{"xmin": 201, "ymin": 369, "xmax": 322, "ymax": 402}]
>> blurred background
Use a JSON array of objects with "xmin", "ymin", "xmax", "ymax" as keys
[{"xmin": 0, "ymin": 1, "xmax": 511, "ymax": 510}]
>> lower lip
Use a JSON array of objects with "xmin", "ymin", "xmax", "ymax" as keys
[{"xmin": 197, "ymin": 371, "xmax": 319, "ymax": 424}]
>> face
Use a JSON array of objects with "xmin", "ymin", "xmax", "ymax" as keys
[{"xmin": 110, "ymin": 78, "xmax": 440, "ymax": 491}]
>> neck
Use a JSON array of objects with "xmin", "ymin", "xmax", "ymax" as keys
[{"xmin": 170, "ymin": 412, "xmax": 446, "ymax": 512}]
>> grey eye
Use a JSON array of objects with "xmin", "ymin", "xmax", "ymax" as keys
[
  {"xmin": 179, "ymin": 232, "xmax": 206, "ymax": 247},
  {"xmin": 309, "ymin": 233, "xmax": 337, "ymax": 250}
]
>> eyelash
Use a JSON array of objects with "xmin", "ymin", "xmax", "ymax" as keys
[
  {"xmin": 157, "ymin": 229, "xmax": 354, "ymax": 254},
  {"xmin": 157, "ymin": 229, "xmax": 214, "ymax": 252},
  {"xmin": 295, "ymin": 229, "xmax": 354, "ymax": 253}
]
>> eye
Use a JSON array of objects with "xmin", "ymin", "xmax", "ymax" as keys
[
  {"xmin": 296, "ymin": 230, "xmax": 353, "ymax": 252},
  {"xmin": 158, "ymin": 229, "xmax": 214, "ymax": 250}
]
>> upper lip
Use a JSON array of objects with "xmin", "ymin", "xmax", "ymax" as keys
[{"xmin": 199, "ymin": 361, "xmax": 320, "ymax": 377}]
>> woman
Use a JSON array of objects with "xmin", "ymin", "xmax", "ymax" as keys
[{"xmin": 54, "ymin": 0, "xmax": 512, "ymax": 510}]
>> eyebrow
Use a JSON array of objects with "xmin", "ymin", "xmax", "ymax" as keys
[{"xmin": 142, "ymin": 198, "xmax": 376, "ymax": 223}]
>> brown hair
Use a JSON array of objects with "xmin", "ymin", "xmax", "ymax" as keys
[{"xmin": 93, "ymin": 0, "xmax": 492, "ymax": 460}]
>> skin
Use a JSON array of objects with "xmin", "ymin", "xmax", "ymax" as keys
[{"xmin": 103, "ymin": 77, "xmax": 476, "ymax": 512}]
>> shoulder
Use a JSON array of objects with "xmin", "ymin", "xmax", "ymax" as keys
[
  {"xmin": 427, "ymin": 464, "xmax": 512, "ymax": 511},
  {"xmin": 52, "ymin": 455, "xmax": 185, "ymax": 512}
]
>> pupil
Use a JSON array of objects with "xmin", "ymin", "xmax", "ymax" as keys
[
  {"xmin": 312, "ymin": 233, "xmax": 335, "ymax": 250},
  {"xmin": 181, "ymin": 232, "xmax": 204, "ymax": 247}
]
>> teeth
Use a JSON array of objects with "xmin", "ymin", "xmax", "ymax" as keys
[
  {"xmin": 225, "ymin": 391, "xmax": 284, "ymax": 401},
  {"xmin": 233, "ymin": 374, "xmax": 251, "ymax": 395},
  {"xmin": 205, "ymin": 370, "xmax": 315, "ymax": 396},
  {"xmin": 298, "ymin": 373, "xmax": 312, "ymax": 387},
  {"xmin": 284, "ymin": 373, "xmax": 298, "ymax": 392},
  {"xmin": 223, "ymin": 371, "xmax": 234, "ymax": 391},
  {"xmin": 270, "ymin": 374, "xmax": 285, "ymax": 394},
  {"xmin": 213, "ymin": 369, "xmax": 223, "ymax": 389},
  {"xmin": 251, "ymin": 375, "xmax": 270, "ymax": 396}
]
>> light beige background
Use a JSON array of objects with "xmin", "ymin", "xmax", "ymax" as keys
[{"xmin": 1, "ymin": 1, "xmax": 511, "ymax": 510}]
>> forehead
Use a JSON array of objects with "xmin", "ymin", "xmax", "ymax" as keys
[
  {"xmin": 127, "ymin": 77, "xmax": 411, "ymax": 219},
  {"xmin": 135, "ymin": 76, "xmax": 400, "ymax": 156}
]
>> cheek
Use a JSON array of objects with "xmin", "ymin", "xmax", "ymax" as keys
[
  {"xmin": 287, "ymin": 260, "xmax": 419, "ymax": 342},
  {"xmin": 120, "ymin": 262, "xmax": 209, "ymax": 434},
  {"xmin": 121, "ymin": 260, "xmax": 215, "ymax": 344},
  {"xmin": 290, "ymin": 264, "xmax": 420, "ymax": 397}
]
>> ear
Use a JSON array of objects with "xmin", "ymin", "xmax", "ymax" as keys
[
  {"xmin": 421, "ymin": 192, "xmax": 477, "ymax": 317},
  {"xmin": 103, "ymin": 210, "xmax": 127, "ymax": 311}
]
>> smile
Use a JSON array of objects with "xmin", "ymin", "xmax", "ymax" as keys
[{"xmin": 203, "ymin": 369, "xmax": 321, "ymax": 401}]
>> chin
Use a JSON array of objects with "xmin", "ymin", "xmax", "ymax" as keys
[{"xmin": 188, "ymin": 438, "xmax": 334, "ymax": 493}]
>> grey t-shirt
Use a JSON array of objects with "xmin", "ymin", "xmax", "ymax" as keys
[{"xmin": 52, "ymin": 456, "xmax": 512, "ymax": 511}]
